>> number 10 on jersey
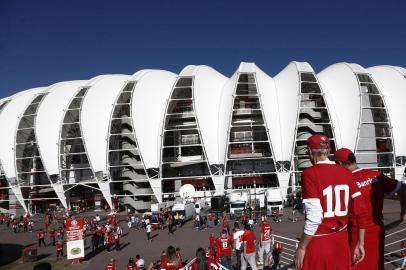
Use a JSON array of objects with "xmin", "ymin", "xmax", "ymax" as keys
[{"xmin": 323, "ymin": 185, "xmax": 349, "ymax": 218}]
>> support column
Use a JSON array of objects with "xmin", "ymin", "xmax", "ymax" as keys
[
  {"xmin": 52, "ymin": 184, "xmax": 68, "ymax": 209},
  {"xmin": 9, "ymin": 185, "xmax": 29, "ymax": 215},
  {"xmin": 98, "ymin": 181, "xmax": 113, "ymax": 209},
  {"xmin": 149, "ymin": 179, "xmax": 162, "ymax": 203},
  {"xmin": 212, "ymin": 175, "xmax": 225, "ymax": 196}
]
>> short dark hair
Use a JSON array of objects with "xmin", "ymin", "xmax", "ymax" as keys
[{"xmin": 244, "ymin": 223, "xmax": 251, "ymax": 230}]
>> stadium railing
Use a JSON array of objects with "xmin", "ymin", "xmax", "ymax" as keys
[
  {"xmin": 271, "ymin": 234, "xmax": 298, "ymax": 267},
  {"xmin": 384, "ymin": 226, "xmax": 406, "ymax": 267}
]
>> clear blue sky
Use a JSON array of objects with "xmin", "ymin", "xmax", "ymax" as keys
[{"xmin": 1, "ymin": 0, "xmax": 405, "ymax": 98}]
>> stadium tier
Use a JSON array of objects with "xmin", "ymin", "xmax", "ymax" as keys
[{"xmin": 0, "ymin": 62, "xmax": 405, "ymax": 215}]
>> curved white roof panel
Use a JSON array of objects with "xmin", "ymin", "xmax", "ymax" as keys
[
  {"xmin": 180, "ymin": 65, "xmax": 229, "ymax": 165},
  {"xmin": 81, "ymin": 75, "xmax": 130, "ymax": 175},
  {"xmin": 273, "ymin": 62, "xmax": 301, "ymax": 161},
  {"xmin": 318, "ymin": 63, "xmax": 361, "ymax": 150},
  {"xmin": 132, "ymin": 70, "xmax": 177, "ymax": 169},
  {"xmin": 368, "ymin": 66, "xmax": 406, "ymax": 157},
  {"xmin": 252, "ymin": 63, "xmax": 282, "ymax": 162},
  {"xmin": 0, "ymin": 87, "xmax": 46, "ymax": 180},
  {"xmin": 36, "ymin": 81, "xmax": 87, "ymax": 176}
]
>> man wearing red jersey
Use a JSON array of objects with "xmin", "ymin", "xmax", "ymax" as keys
[
  {"xmin": 56, "ymin": 240, "xmax": 64, "ymax": 259},
  {"xmin": 241, "ymin": 223, "xmax": 257, "ymax": 270},
  {"xmin": 294, "ymin": 134, "xmax": 367, "ymax": 270},
  {"xmin": 335, "ymin": 147, "xmax": 406, "ymax": 270},
  {"xmin": 37, "ymin": 229, "xmax": 46, "ymax": 247},
  {"xmin": 216, "ymin": 229, "xmax": 233, "ymax": 270},
  {"xmin": 105, "ymin": 258, "xmax": 117, "ymax": 270},
  {"xmin": 258, "ymin": 218, "xmax": 272, "ymax": 264}
]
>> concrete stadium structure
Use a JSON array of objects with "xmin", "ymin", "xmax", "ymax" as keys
[{"xmin": 0, "ymin": 62, "xmax": 405, "ymax": 215}]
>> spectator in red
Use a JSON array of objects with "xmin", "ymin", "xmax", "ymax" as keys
[
  {"xmin": 56, "ymin": 227, "xmax": 64, "ymax": 240},
  {"xmin": 271, "ymin": 242, "xmax": 283, "ymax": 270},
  {"xmin": 192, "ymin": 247, "xmax": 219, "ymax": 270},
  {"xmin": 49, "ymin": 228, "xmax": 56, "ymax": 246},
  {"xmin": 37, "ymin": 229, "xmax": 46, "ymax": 247},
  {"xmin": 12, "ymin": 219, "xmax": 17, "ymax": 233},
  {"xmin": 113, "ymin": 232, "xmax": 120, "ymax": 251},
  {"xmin": 104, "ymin": 258, "xmax": 117, "ymax": 270},
  {"xmin": 160, "ymin": 251, "xmax": 167, "ymax": 261},
  {"xmin": 56, "ymin": 240, "xmax": 64, "ymax": 259},
  {"xmin": 175, "ymin": 247, "xmax": 183, "ymax": 267},
  {"xmin": 216, "ymin": 229, "xmax": 233, "ymax": 270},
  {"xmin": 160, "ymin": 246, "xmax": 181, "ymax": 270},
  {"xmin": 222, "ymin": 212, "xmax": 229, "ymax": 232},
  {"xmin": 209, "ymin": 233, "xmax": 216, "ymax": 248},
  {"xmin": 241, "ymin": 223, "xmax": 257, "ymax": 270},
  {"xmin": 106, "ymin": 233, "xmax": 114, "ymax": 252},
  {"xmin": 258, "ymin": 218, "xmax": 272, "ymax": 264},
  {"xmin": 127, "ymin": 257, "xmax": 138, "ymax": 270},
  {"xmin": 401, "ymin": 241, "xmax": 406, "ymax": 269},
  {"xmin": 23, "ymin": 217, "xmax": 28, "ymax": 232}
]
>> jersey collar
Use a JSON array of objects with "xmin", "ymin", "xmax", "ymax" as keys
[
  {"xmin": 315, "ymin": 159, "xmax": 335, "ymax": 165},
  {"xmin": 352, "ymin": 168, "xmax": 363, "ymax": 173}
]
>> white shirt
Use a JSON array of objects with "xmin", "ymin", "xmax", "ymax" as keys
[
  {"xmin": 233, "ymin": 229, "xmax": 244, "ymax": 250},
  {"xmin": 146, "ymin": 224, "xmax": 152, "ymax": 233}
]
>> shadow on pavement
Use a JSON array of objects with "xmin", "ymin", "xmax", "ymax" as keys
[{"xmin": 0, "ymin": 243, "xmax": 24, "ymax": 267}]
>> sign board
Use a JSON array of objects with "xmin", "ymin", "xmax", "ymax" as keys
[
  {"xmin": 66, "ymin": 218, "xmax": 85, "ymax": 261},
  {"xmin": 66, "ymin": 239, "xmax": 85, "ymax": 260}
]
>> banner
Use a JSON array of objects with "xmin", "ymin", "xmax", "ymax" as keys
[
  {"xmin": 66, "ymin": 239, "xmax": 85, "ymax": 260},
  {"xmin": 66, "ymin": 218, "xmax": 85, "ymax": 261}
]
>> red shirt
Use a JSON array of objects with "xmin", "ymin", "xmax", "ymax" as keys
[
  {"xmin": 49, "ymin": 229, "xmax": 55, "ymax": 236},
  {"xmin": 127, "ymin": 263, "xmax": 138, "ymax": 270},
  {"xmin": 160, "ymin": 259, "xmax": 180, "ymax": 270},
  {"xmin": 37, "ymin": 231, "xmax": 45, "ymax": 239},
  {"xmin": 240, "ymin": 230, "xmax": 256, "ymax": 254},
  {"xmin": 216, "ymin": 235, "xmax": 232, "ymax": 257},
  {"xmin": 104, "ymin": 262, "xmax": 117, "ymax": 270},
  {"xmin": 209, "ymin": 235, "xmax": 215, "ymax": 248},
  {"xmin": 302, "ymin": 162, "xmax": 366, "ymax": 235},
  {"xmin": 56, "ymin": 242, "xmax": 64, "ymax": 251},
  {"xmin": 350, "ymin": 169, "xmax": 399, "ymax": 228},
  {"xmin": 260, "ymin": 223, "xmax": 272, "ymax": 241},
  {"xmin": 191, "ymin": 257, "xmax": 219, "ymax": 270},
  {"xmin": 273, "ymin": 242, "xmax": 283, "ymax": 253},
  {"xmin": 402, "ymin": 243, "xmax": 406, "ymax": 257}
]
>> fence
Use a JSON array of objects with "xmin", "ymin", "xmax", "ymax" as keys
[{"xmin": 384, "ymin": 226, "xmax": 406, "ymax": 268}]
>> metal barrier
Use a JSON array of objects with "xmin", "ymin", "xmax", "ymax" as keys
[
  {"xmin": 271, "ymin": 234, "xmax": 299, "ymax": 267},
  {"xmin": 384, "ymin": 225, "xmax": 406, "ymax": 268}
]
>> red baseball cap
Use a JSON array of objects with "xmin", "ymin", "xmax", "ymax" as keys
[
  {"xmin": 307, "ymin": 134, "xmax": 330, "ymax": 150},
  {"xmin": 335, "ymin": 148, "xmax": 354, "ymax": 162}
]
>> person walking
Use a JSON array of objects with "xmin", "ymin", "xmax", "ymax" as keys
[
  {"xmin": 233, "ymin": 223, "xmax": 244, "ymax": 270},
  {"xmin": 294, "ymin": 134, "xmax": 367, "ymax": 270},
  {"xmin": 216, "ymin": 229, "xmax": 233, "ymax": 270},
  {"xmin": 241, "ymin": 223, "xmax": 257, "ymax": 270},
  {"xmin": 49, "ymin": 228, "xmax": 56, "ymax": 246},
  {"xmin": 56, "ymin": 240, "xmax": 64, "ymax": 259},
  {"xmin": 258, "ymin": 218, "xmax": 272, "ymax": 265},
  {"xmin": 335, "ymin": 147, "xmax": 406, "ymax": 270},
  {"xmin": 37, "ymin": 229, "xmax": 46, "ymax": 247},
  {"xmin": 146, "ymin": 223, "xmax": 152, "ymax": 242}
]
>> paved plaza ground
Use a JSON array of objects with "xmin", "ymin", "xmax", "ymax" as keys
[{"xmin": 0, "ymin": 199, "xmax": 405, "ymax": 270}]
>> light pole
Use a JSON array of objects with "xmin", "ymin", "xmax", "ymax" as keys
[{"xmin": 253, "ymin": 181, "xmax": 257, "ymax": 210}]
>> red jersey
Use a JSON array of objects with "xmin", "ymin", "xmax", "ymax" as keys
[
  {"xmin": 191, "ymin": 257, "xmax": 219, "ymax": 270},
  {"xmin": 49, "ymin": 229, "xmax": 55, "ymax": 237},
  {"xmin": 127, "ymin": 263, "xmax": 138, "ymax": 270},
  {"xmin": 260, "ymin": 222, "xmax": 272, "ymax": 241},
  {"xmin": 160, "ymin": 259, "xmax": 180, "ymax": 270},
  {"xmin": 402, "ymin": 243, "xmax": 406, "ymax": 257},
  {"xmin": 302, "ymin": 161, "xmax": 366, "ymax": 235},
  {"xmin": 350, "ymin": 168, "xmax": 399, "ymax": 228},
  {"xmin": 216, "ymin": 235, "xmax": 232, "ymax": 257},
  {"xmin": 37, "ymin": 231, "xmax": 45, "ymax": 239},
  {"xmin": 104, "ymin": 262, "xmax": 117, "ymax": 270},
  {"xmin": 240, "ymin": 230, "xmax": 256, "ymax": 254},
  {"xmin": 209, "ymin": 235, "xmax": 215, "ymax": 248},
  {"xmin": 273, "ymin": 242, "xmax": 283, "ymax": 252},
  {"xmin": 56, "ymin": 242, "xmax": 64, "ymax": 251}
]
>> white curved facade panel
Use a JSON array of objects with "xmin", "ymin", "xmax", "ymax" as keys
[
  {"xmin": 36, "ymin": 81, "xmax": 87, "ymax": 175},
  {"xmin": 255, "ymin": 64, "xmax": 282, "ymax": 161},
  {"xmin": 273, "ymin": 63, "xmax": 301, "ymax": 161},
  {"xmin": 81, "ymin": 75, "xmax": 130, "ymax": 174},
  {"xmin": 187, "ymin": 66, "xmax": 228, "ymax": 165},
  {"xmin": 318, "ymin": 63, "xmax": 361, "ymax": 150},
  {"xmin": 218, "ymin": 73, "xmax": 237, "ymax": 165},
  {"xmin": 368, "ymin": 66, "xmax": 406, "ymax": 156},
  {"xmin": 132, "ymin": 70, "xmax": 177, "ymax": 169},
  {"xmin": 0, "ymin": 87, "xmax": 46, "ymax": 180}
]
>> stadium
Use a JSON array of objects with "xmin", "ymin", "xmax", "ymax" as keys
[{"xmin": 0, "ymin": 62, "xmax": 405, "ymax": 215}]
